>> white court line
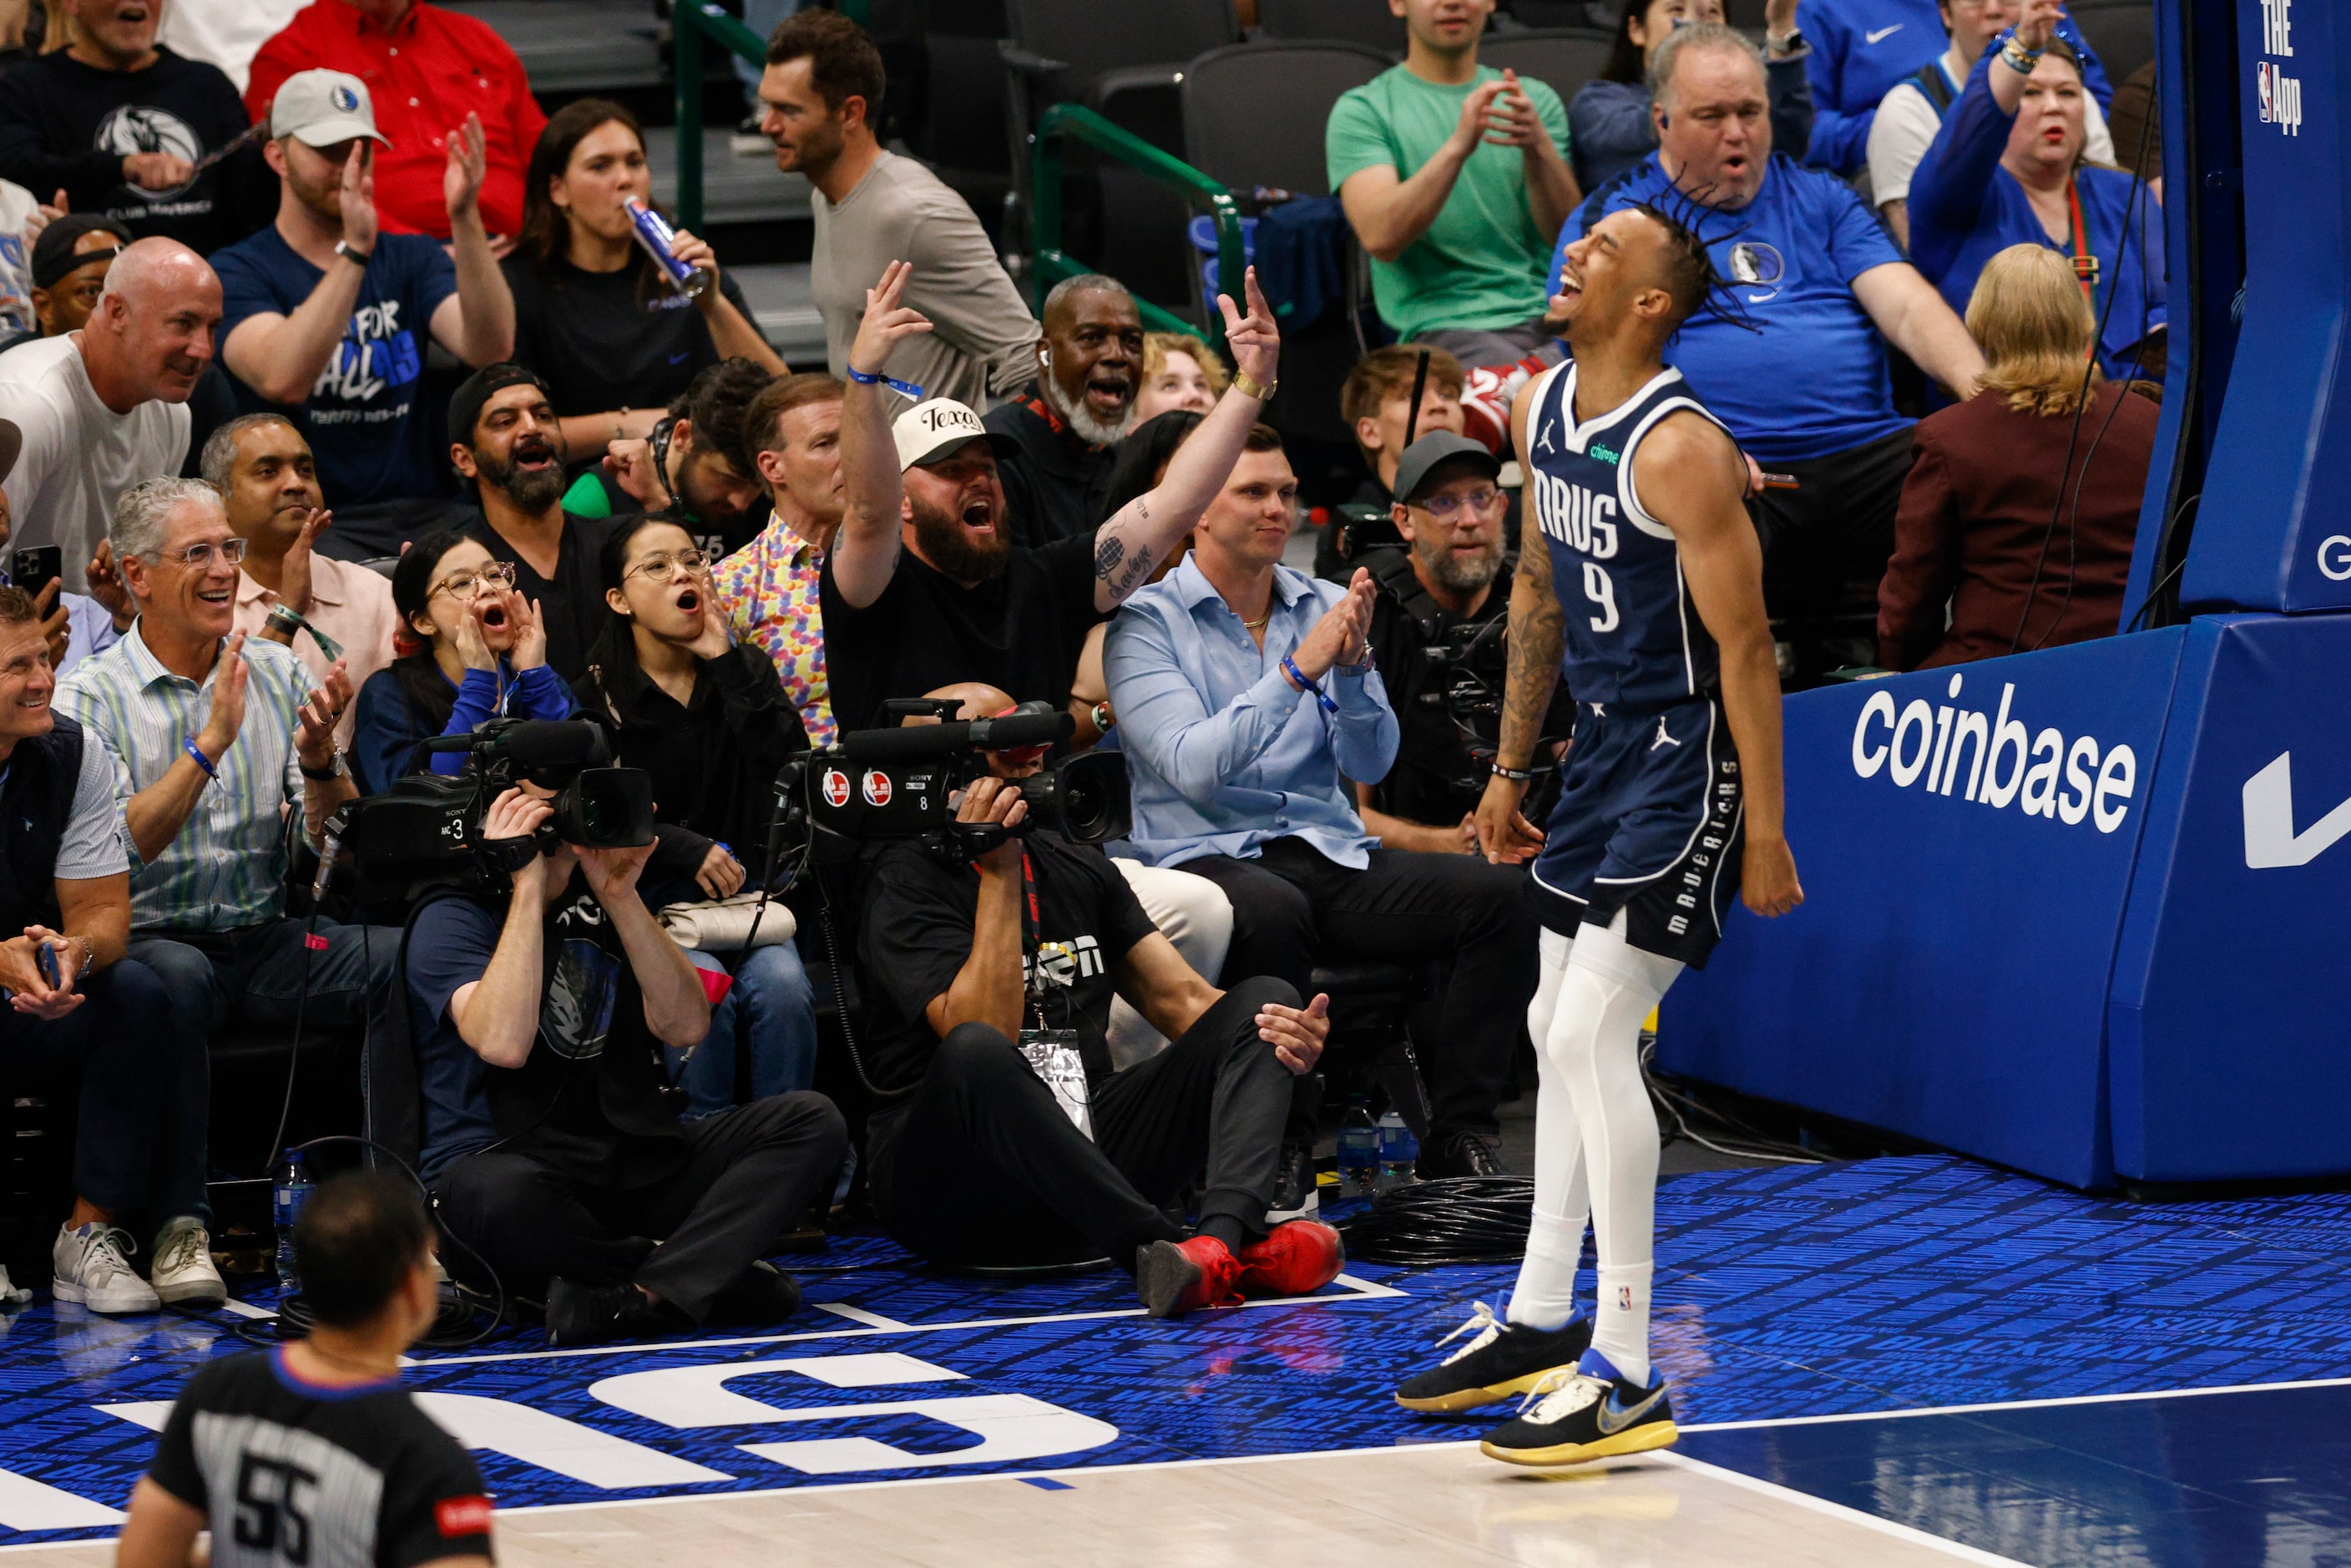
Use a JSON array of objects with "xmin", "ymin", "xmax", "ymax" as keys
[
  {"xmin": 1679, "ymin": 1372, "xmax": 2351, "ymax": 1434},
  {"xmin": 1651, "ymin": 1452, "xmax": 2035, "ymax": 1565},
  {"xmin": 811, "ymin": 1303, "xmax": 914, "ymax": 1332},
  {"xmin": 10, "ymin": 1375, "xmax": 2351, "ymax": 1554},
  {"xmin": 215, "ymin": 1299, "xmax": 276, "ymax": 1322},
  {"xmin": 407, "ymin": 1272, "xmax": 1408, "ymax": 1368}
]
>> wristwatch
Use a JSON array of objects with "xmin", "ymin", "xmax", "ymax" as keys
[
  {"xmin": 300, "ymin": 749, "xmax": 347, "ymax": 783},
  {"xmin": 1766, "ymin": 28, "xmax": 1803, "ymax": 55},
  {"xmin": 1231, "ymin": 368, "xmax": 1278, "ymax": 402},
  {"xmin": 334, "ymin": 240, "xmax": 372, "ymax": 267}
]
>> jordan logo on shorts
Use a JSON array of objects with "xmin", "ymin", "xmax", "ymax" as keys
[{"xmin": 1650, "ymin": 716, "xmax": 1681, "ymax": 751}]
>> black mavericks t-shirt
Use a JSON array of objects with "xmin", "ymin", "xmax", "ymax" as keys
[
  {"xmin": 503, "ymin": 255, "xmax": 760, "ymax": 422},
  {"xmin": 147, "ymin": 1348, "xmax": 493, "ymax": 1568},
  {"xmin": 407, "ymin": 878, "xmax": 686, "ymax": 1191},
  {"xmin": 855, "ymin": 829, "xmax": 1159, "ymax": 1095},
  {"xmin": 819, "ymin": 533, "xmax": 1100, "ymax": 735}
]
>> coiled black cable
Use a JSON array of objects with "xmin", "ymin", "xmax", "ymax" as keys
[{"xmin": 1336, "ymin": 1176, "xmax": 1534, "ymax": 1266}]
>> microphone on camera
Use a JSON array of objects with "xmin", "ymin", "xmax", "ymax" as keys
[
  {"xmin": 423, "ymin": 720, "xmax": 610, "ymax": 770},
  {"xmin": 842, "ymin": 709, "xmax": 1074, "ymax": 766}
]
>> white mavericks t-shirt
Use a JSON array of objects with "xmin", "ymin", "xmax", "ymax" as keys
[{"xmin": 0, "ymin": 335, "xmax": 191, "ymax": 594}]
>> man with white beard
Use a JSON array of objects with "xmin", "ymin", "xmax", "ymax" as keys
[{"xmin": 983, "ymin": 274, "xmax": 1143, "ymax": 549}]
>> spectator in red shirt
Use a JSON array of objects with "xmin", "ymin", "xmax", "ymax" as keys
[{"xmin": 244, "ymin": 0, "xmax": 545, "ymax": 244}]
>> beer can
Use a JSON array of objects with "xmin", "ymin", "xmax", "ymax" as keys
[{"xmin": 627, "ymin": 197, "xmax": 711, "ymax": 298}]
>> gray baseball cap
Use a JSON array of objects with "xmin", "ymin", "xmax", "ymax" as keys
[
  {"xmin": 270, "ymin": 69, "xmax": 392, "ymax": 148},
  {"xmin": 1393, "ymin": 431, "xmax": 1501, "ymax": 506}
]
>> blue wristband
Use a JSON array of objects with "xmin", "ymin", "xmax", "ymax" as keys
[
  {"xmin": 184, "ymin": 736, "xmax": 218, "ymax": 780},
  {"xmin": 846, "ymin": 365, "xmax": 927, "ymax": 400},
  {"xmin": 1282, "ymin": 655, "xmax": 1338, "ymax": 716}
]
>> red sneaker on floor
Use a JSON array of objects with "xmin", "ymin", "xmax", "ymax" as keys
[
  {"xmin": 1236, "ymin": 1220, "xmax": 1345, "ymax": 1299},
  {"xmin": 1135, "ymin": 1236, "xmax": 1242, "ymax": 1318}
]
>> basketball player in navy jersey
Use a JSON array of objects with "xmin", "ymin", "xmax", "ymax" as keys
[{"xmin": 1393, "ymin": 200, "xmax": 1802, "ymax": 1465}]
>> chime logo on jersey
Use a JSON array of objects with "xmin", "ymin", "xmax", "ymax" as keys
[
  {"xmin": 862, "ymin": 770, "xmax": 893, "ymax": 807},
  {"xmin": 821, "ymin": 768, "xmax": 852, "ymax": 808}
]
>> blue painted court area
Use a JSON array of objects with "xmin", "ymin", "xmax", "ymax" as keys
[{"xmin": 5, "ymin": 1154, "xmax": 2351, "ymax": 1565}]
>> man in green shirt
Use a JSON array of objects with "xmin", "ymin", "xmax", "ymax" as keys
[{"xmin": 1327, "ymin": 0, "xmax": 1580, "ymax": 366}]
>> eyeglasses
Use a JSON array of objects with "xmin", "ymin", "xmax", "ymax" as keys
[
  {"xmin": 1417, "ymin": 487, "xmax": 1503, "ymax": 519},
  {"xmin": 430, "ymin": 561, "xmax": 518, "ymax": 600},
  {"xmin": 142, "ymin": 537, "xmax": 249, "ymax": 569},
  {"xmin": 624, "ymin": 549, "xmax": 713, "ymax": 584}
]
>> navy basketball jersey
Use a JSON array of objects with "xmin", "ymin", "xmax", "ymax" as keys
[{"xmin": 1523, "ymin": 362, "xmax": 1734, "ymax": 709}]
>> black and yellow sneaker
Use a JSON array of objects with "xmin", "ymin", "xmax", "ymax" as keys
[
  {"xmin": 1393, "ymin": 1301, "xmax": 1593, "ymax": 1414},
  {"xmin": 1479, "ymin": 1358, "xmax": 1678, "ymax": 1467}
]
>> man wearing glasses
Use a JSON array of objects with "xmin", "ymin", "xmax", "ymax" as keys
[
  {"xmin": 56, "ymin": 477, "xmax": 399, "ymax": 1113},
  {"xmin": 1355, "ymin": 432, "xmax": 1565, "ymax": 859},
  {"xmin": 449, "ymin": 363, "xmax": 618, "ymax": 684}
]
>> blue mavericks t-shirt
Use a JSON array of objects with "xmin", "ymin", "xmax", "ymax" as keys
[
  {"xmin": 1554, "ymin": 154, "xmax": 1913, "ymax": 465},
  {"xmin": 212, "ymin": 229, "xmax": 458, "ymax": 508}
]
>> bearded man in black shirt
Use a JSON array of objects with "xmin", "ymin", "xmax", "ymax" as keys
[
  {"xmin": 856, "ymin": 685, "xmax": 1344, "ymax": 1317},
  {"xmin": 820, "ymin": 260, "xmax": 1285, "ymax": 734}
]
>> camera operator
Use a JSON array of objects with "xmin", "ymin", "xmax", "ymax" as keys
[
  {"xmin": 1357, "ymin": 432, "xmax": 1555, "ymax": 861},
  {"xmin": 116, "ymin": 1171, "xmax": 496, "ymax": 1568},
  {"xmin": 410, "ymin": 780, "xmax": 846, "ymax": 1346},
  {"xmin": 853, "ymin": 685, "xmax": 1345, "ymax": 1318}
]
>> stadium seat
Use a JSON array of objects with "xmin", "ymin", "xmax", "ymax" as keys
[
  {"xmin": 1181, "ymin": 40, "xmax": 1391, "ymax": 446},
  {"xmin": 2068, "ymin": 0, "xmax": 2156, "ymax": 89},
  {"xmin": 1475, "ymin": 28, "xmax": 1617, "ymax": 108},
  {"xmin": 1002, "ymin": 0, "xmax": 1242, "ymax": 317},
  {"xmin": 1251, "ymin": 0, "xmax": 1405, "ymax": 55}
]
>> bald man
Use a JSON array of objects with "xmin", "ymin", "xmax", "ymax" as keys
[
  {"xmin": 853, "ymin": 680, "xmax": 1340, "ymax": 1313},
  {"xmin": 981, "ymin": 275, "xmax": 1143, "ymax": 548},
  {"xmin": 0, "ymin": 238, "xmax": 221, "ymax": 591}
]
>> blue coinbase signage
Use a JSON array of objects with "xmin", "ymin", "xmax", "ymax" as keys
[{"xmin": 1664, "ymin": 614, "xmax": 2351, "ymax": 1188}]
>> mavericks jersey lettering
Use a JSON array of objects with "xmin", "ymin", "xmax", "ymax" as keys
[{"xmin": 1524, "ymin": 362, "xmax": 1732, "ymax": 709}]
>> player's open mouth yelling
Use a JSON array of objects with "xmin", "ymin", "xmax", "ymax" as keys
[{"xmin": 513, "ymin": 435, "xmax": 558, "ymax": 472}]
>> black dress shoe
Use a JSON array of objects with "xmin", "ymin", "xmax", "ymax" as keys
[
  {"xmin": 1267, "ymin": 1143, "xmax": 1318, "ymax": 1219},
  {"xmin": 544, "ymin": 1278, "xmax": 674, "ymax": 1346},
  {"xmin": 1418, "ymin": 1130, "xmax": 1509, "ymax": 1180},
  {"xmin": 707, "ymin": 1260, "xmax": 805, "ymax": 1326}
]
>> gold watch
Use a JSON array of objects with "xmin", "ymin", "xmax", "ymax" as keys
[{"xmin": 1232, "ymin": 368, "xmax": 1278, "ymax": 402}]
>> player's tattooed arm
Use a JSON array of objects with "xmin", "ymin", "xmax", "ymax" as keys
[{"xmin": 1499, "ymin": 524, "xmax": 1565, "ymax": 770}]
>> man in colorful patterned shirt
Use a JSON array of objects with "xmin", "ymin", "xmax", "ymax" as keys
[{"xmin": 713, "ymin": 372, "xmax": 855, "ymax": 746}]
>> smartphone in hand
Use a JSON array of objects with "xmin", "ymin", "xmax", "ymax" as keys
[{"xmin": 11, "ymin": 547, "xmax": 60, "ymax": 604}]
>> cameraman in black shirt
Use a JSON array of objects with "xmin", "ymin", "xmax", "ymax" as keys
[
  {"xmin": 856, "ymin": 684, "xmax": 1344, "ymax": 1318},
  {"xmin": 406, "ymin": 776, "xmax": 847, "ymax": 1345},
  {"xmin": 119, "ymin": 1171, "xmax": 495, "ymax": 1568},
  {"xmin": 1358, "ymin": 433, "xmax": 1555, "ymax": 862}
]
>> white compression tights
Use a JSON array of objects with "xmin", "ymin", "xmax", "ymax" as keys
[{"xmin": 1504, "ymin": 910, "xmax": 1682, "ymax": 1387}]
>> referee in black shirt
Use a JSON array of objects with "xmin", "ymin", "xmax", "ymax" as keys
[{"xmin": 117, "ymin": 1171, "xmax": 495, "ymax": 1568}]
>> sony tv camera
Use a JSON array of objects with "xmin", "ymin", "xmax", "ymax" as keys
[
  {"xmin": 337, "ymin": 719, "xmax": 656, "ymax": 903},
  {"xmin": 769, "ymin": 699, "xmax": 1130, "ymax": 867}
]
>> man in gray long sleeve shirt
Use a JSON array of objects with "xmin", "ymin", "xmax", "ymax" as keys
[{"xmin": 753, "ymin": 10, "xmax": 1037, "ymax": 410}]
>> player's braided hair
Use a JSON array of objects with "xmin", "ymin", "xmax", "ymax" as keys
[{"xmin": 1625, "ymin": 189, "xmax": 1762, "ymax": 337}]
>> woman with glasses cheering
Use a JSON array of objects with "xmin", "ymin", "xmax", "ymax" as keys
[
  {"xmin": 347, "ymin": 529, "xmax": 577, "ymax": 795},
  {"xmin": 576, "ymin": 516, "xmax": 817, "ymax": 1117}
]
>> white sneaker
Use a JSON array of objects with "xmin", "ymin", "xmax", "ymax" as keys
[
  {"xmin": 53, "ymin": 1223, "xmax": 160, "ymax": 1314},
  {"xmin": 151, "ymin": 1216, "xmax": 226, "ymax": 1308}
]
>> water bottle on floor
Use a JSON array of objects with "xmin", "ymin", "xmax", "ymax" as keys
[
  {"xmin": 273, "ymin": 1150, "xmax": 313, "ymax": 1297},
  {"xmin": 1337, "ymin": 1100, "xmax": 1378, "ymax": 1197},
  {"xmin": 1375, "ymin": 1111, "xmax": 1418, "ymax": 1194}
]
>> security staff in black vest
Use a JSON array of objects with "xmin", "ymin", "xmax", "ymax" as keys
[
  {"xmin": 1355, "ymin": 433, "xmax": 1562, "ymax": 862},
  {"xmin": 0, "ymin": 583, "xmax": 219, "ymax": 1314}
]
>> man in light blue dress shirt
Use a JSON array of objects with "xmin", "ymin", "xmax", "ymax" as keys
[{"xmin": 1105, "ymin": 424, "xmax": 1539, "ymax": 1196}]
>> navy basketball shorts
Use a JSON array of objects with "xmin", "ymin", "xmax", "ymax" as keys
[{"xmin": 1525, "ymin": 696, "xmax": 1745, "ymax": 967}]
